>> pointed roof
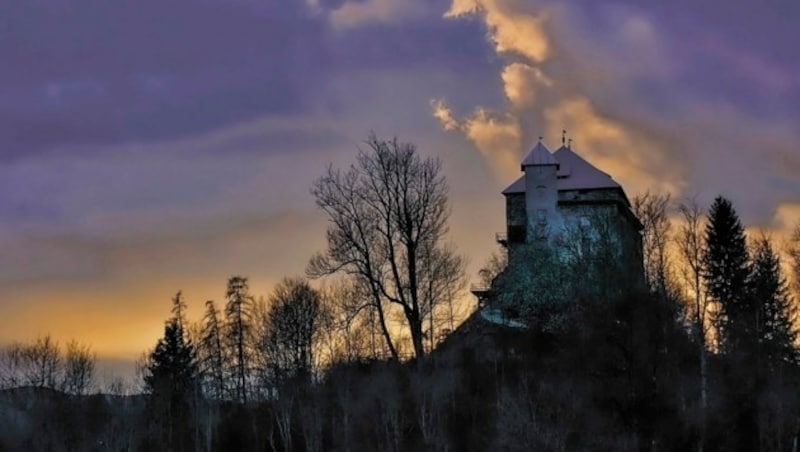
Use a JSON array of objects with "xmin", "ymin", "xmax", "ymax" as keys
[
  {"xmin": 551, "ymin": 146, "xmax": 620, "ymax": 191},
  {"xmin": 502, "ymin": 145, "xmax": 623, "ymax": 194},
  {"xmin": 520, "ymin": 141, "xmax": 559, "ymax": 169}
]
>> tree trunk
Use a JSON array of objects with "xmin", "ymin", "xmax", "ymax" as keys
[
  {"xmin": 372, "ymin": 287, "xmax": 399, "ymax": 360},
  {"xmin": 699, "ymin": 327, "xmax": 707, "ymax": 452},
  {"xmin": 409, "ymin": 309, "xmax": 426, "ymax": 359}
]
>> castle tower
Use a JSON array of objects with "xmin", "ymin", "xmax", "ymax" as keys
[
  {"xmin": 472, "ymin": 135, "xmax": 645, "ymax": 311},
  {"xmin": 521, "ymin": 140, "xmax": 560, "ymax": 241}
]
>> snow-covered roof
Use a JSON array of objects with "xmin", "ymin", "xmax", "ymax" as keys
[
  {"xmin": 502, "ymin": 145, "xmax": 622, "ymax": 194},
  {"xmin": 520, "ymin": 141, "xmax": 559, "ymax": 169}
]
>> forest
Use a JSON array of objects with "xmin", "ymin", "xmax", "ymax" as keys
[{"xmin": 2, "ymin": 136, "xmax": 800, "ymax": 451}]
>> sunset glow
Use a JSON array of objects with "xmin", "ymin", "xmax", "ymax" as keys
[{"xmin": 3, "ymin": 0, "xmax": 800, "ymax": 378}]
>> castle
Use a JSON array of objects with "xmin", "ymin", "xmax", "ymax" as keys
[{"xmin": 473, "ymin": 138, "xmax": 644, "ymax": 318}]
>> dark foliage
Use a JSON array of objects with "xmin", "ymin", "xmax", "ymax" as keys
[
  {"xmin": 3, "ymin": 196, "xmax": 800, "ymax": 451},
  {"xmin": 143, "ymin": 318, "xmax": 200, "ymax": 452},
  {"xmin": 703, "ymin": 196, "xmax": 751, "ymax": 353}
]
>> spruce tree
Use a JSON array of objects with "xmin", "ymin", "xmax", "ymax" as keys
[
  {"xmin": 703, "ymin": 196, "xmax": 750, "ymax": 353},
  {"xmin": 144, "ymin": 318, "xmax": 200, "ymax": 451},
  {"xmin": 748, "ymin": 236, "xmax": 798, "ymax": 369}
]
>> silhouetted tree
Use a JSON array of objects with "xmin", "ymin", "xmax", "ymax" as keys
[
  {"xmin": 143, "ymin": 318, "xmax": 199, "ymax": 451},
  {"xmin": 633, "ymin": 191, "xmax": 673, "ymax": 298},
  {"xmin": 788, "ymin": 221, "xmax": 800, "ymax": 297},
  {"xmin": 703, "ymin": 196, "xmax": 750, "ymax": 353},
  {"xmin": 199, "ymin": 299, "xmax": 226, "ymax": 400},
  {"xmin": 418, "ymin": 243, "xmax": 466, "ymax": 352},
  {"xmin": 171, "ymin": 290, "xmax": 188, "ymax": 332},
  {"xmin": 224, "ymin": 276, "xmax": 253, "ymax": 403},
  {"xmin": 309, "ymin": 134, "xmax": 464, "ymax": 359},
  {"xmin": 61, "ymin": 340, "xmax": 95, "ymax": 395},
  {"xmin": 14, "ymin": 335, "xmax": 62, "ymax": 389},
  {"xmin": 263, "ymin": 277, "xmax": 324, "ymax": 381},
  {"xmin": 748, "ymin": 236, "xmax": 797, "ymax": 369},
  {"xmin": 676, "ymin": 197, "xmax": 710, "ymax": 451},
  {"xmin": 703, "ymin": 197, "xmax": 758, "ymax": 450}
]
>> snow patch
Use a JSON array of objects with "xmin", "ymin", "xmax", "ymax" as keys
[{"xmin": 480, "ymin": 307, "xmax": 528, "ymax": 329}]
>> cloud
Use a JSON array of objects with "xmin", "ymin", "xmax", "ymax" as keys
[
  {"xmin": 445, "ymin": 0, "xmax": 551, "ymax": 62},
  {"xmin": 434, "ymin": 0, "xmax": 800, "ymax": 219},
  {"xmin": 542, "ymin": 97, "xmax": 683, "ymax": 195},
  {"xmin": 329, "ymin": 0, "xmax": 425, "ymax": 29},
  {"xmin": 501, "ymin": 63, "xmax": 551, "ymax": 110},
  {"xmin": 772, "ymin": 203, "xmax": 800, "ymax": 233},
  {"xmin": 0, "ymin": 0, "xmax": 329, "ymax": 160},
  {"xmin": 431, "ymin": 99, "xmax": 460, "ymax": 131},
  {"xmin": 462, "ymin": 109, "xmax": 522, "ymax": 180},
  {"xmin": 435, "ymin": 0, "xmax": 683, "ymax": 191}
]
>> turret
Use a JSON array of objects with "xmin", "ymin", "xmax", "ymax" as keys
[{"xmin": 521, "ymin": 140, "xmax": 560, "ymax": 240}]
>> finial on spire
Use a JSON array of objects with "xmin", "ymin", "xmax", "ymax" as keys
[
  {"xmin": 562, "ymin": 129, "xmax": 567, "ymax": 145},
  {"xmin": 568, "ymin": 138, "xmax": 573, "ymax": 149}
]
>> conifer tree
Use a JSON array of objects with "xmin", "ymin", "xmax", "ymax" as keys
[
  {"xmin": 199, "ymin": 299, "xmax": 226, "ymax": 400},
  {"xmin": 144, "ymin": 318, "xmax": 200, "ymax": 451},
  {"xmin": 224, "ymin": 276, "xmax": 253, "ymax": 403},
  {"xmin": 703, "ymin": 197, "xmax": 757, "ymax": 450},
  {"xmin": 703, "ymin": 196, "xmax": 750, "ymax": 353},
  {"xmin": 748, "ymin": 236, "xmax": 797, "ymax": 369},
  {"xmin": 171, "ymin": 290, "xmax": 188, "ymax": 333}
]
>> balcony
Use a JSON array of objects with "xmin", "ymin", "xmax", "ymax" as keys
[{"xmin": 470, "ymin": 283, "xmax": 492, "ymax": 308}]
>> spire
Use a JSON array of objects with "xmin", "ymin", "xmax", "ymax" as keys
[{"xmin": 521, "ymin": 140, "xmax": 559, "ymax": 170}]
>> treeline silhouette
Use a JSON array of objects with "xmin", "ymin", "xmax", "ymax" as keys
[{"xmin": 2, "ymin": 137, "xmax": 800, "ymax": 451}]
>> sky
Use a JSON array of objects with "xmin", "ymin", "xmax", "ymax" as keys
[{"xmin": 2, "ymin": 0, "xmax": 800, "ymax": 381}]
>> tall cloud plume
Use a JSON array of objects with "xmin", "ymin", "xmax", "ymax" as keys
[
  {"xmin": 433, "ymin": 0, "xmax": 689, "ymax": 194},
  {"xmin": 434, "ymin": 0, "xmax": 800, "ymax": 252}
]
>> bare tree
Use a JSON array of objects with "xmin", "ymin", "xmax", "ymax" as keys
[
  {"xmin": 478, "ymin": 250, "xmax": 507, "ymax": 288},
  {"xmin": 273, "ymin": 385, "xmax": 295, "ymax": 452},
  {"xmin": 678, "ymin": 199, "xmax": 709, "ymax": 445},
  {"xmin": 310, "ymin": 134, "xmax": 464, "ymax": 359},
  {"xmin": 418, "ymin": 243, "xmax": 466, "ymax": 352},
  {"xmin": 21, "ymin": 335, "xmax": 61, "ymax": 389},
  {"xmin": 676, "ymin": 197, "xmax": 709, "ymax": 452},
  {"xmin": 61, "ymin": 340, "xmax": 96, "ymax": 395},
  {"xmin": 262, "ymin": 277, "xmax": 324, "ymax": 381},
  {"xmin": 633, "ymin": 191, "xmax": 673, "ymax": 298},
  {"xmin": 0, "ymin": 343, "xmax": 24, "ymax": 388},
  {"xmin": 1, "ymin": 336, "xmax": 93, "ymax": 393},
  {"xmin": 788, "ymin": 221, "xmax": 800, "ymax": 297},
  {"xmin": 326, "ymin": 276, "xmax": 395, "ymax": 361}
]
